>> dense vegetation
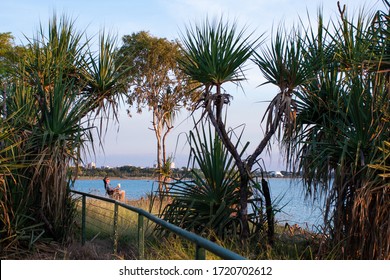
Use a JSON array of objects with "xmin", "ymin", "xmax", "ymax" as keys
[
  {"xmin": 0, "ymin": 1, "xmax": 389, "ymax": 260},
  {"xmin": 74, "ymin": 165, "xmax": 190, "ymax": 179},
  {"xmin": 73, "ymin": 165, "xmax": 292, "ymax": 179},
  {"xmin": 0, "ymin": 16, "xmax": 127, "ymax": 253},
  {"xmin": 263, "ymin": 4, "xmax": 390, "ymax": 259}
]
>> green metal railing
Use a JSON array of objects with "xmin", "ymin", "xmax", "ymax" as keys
[{"xmin": 70, "ymin": 190, "xmax": 245, "ymax": 260}]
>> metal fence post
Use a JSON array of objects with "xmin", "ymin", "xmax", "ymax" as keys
[
  {"xmin": 195, "ymin": 244, "xmax": 206, "ymax": 260},
  {"xmin": 138, "ymin": 214, "xmax": 145, "ymax": 259},
  {"xmin": 113, "ymin": 202, "xmax": 119, "ymax": 255},
  {"xmin": 81, "ymin": 195, "xmax": 86, "ymax": 246}
]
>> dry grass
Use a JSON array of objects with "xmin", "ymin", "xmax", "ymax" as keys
[
  {"xmin": 71, "ymin": 196, "xmax": 328, "ymax": 260},
  {"xmin": 65, "ymin": 240, "xmax": 137, "ymax": 260},
  {"xmin": 2, "ymin": 195, "xmax": 327, "ymax": 260},
  {"xmin": 0, "ymin": 241, "xmax": 67, "ymax": 260}
]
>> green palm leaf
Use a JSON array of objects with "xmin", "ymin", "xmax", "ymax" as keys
[
  {"xmin": 161, "ymin": 121, "xmax": 241, "ymax": 237},
  {"xmin": 179, "ymin": 17, "xmax": 262, "ymax": 88}
]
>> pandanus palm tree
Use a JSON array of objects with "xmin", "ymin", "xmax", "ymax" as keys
[
  {"xmin": 179, "ymin": 18, "xmax": 293, "ymax": 240},
  {"xmin": 258, "ymin": 2, "xmax": 389, "ymax": 259},
  {"xmin": 161, "ymin": 121, "xmax": 242, "ymax": 237},
  {"xmin": 1, "ymin": 14, "xmax": 127, "ymax": 246}
]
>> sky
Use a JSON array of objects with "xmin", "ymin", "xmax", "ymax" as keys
[{"xmin": 0, "ymin": 0, "xmax": 385, "ymax": 169}]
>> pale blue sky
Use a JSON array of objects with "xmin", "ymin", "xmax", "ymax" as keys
[{"xmin": 0, "ymin": 0, "xmax": 383, "ymax": 169}]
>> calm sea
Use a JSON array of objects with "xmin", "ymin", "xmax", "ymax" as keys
[{"xmin": 71, "ymin": 178, "xmax": 325, "ymax": 230}]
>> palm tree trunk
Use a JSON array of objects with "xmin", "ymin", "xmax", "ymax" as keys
[
  {"xmin": 211, "ymin": 86, "xmax": 252, "ymax": 238},
  {"xmin": 206, "ymin": 85, "xmax": 279, "ymax": 240},
  {"xmin": 238, "ymin": 173, "xmax": 250, "ymax": 238},
  {"xmin": 262, "ymin": 177, "xmax": 274, "ymax": 245}
]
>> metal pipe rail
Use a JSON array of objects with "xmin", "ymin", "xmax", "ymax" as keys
[{"xmin": 70, "ymin": 190, "xmax": 245, "ymax": 260}]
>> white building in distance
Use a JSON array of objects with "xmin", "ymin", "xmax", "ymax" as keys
[
  {"xmin": 270, "ymin": 171, "xmax": 284, "ymax": 177},
  {"xmin": 86, "ymin": 162, "xmax": 96, "ymax": 169}
]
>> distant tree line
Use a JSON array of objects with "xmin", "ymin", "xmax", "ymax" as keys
[
  {"xmin": 72, "ymin": 165, "xmax": 192, "ymax": 179},
  {"xmin": 71, "ymin": 165, "xmax": 298, "ymax": 180}
]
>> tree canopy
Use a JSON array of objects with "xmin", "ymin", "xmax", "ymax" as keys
[{"xmin": 117, "ymin": 31, "xmax": 199, "ymax": 169}]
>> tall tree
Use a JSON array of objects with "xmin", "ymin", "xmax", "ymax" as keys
[
  {"xmin": 257, "ymin": 2, "xmax": 390, "ymax": 259},
  {"xmin": 117, "ymin": 31, "xmax": 198, "ymax": 178},
  {"xmin": 178, "ymin": 18, "xmax": 287, "ymax": 240},
  {"xmin": 0, "ymin": 32, "xmax": 26, "ymax": 118},
  {"xmin": 0, "ymin": 15, "xmax": 127, "ymax": 247},
  {"xmin": 0, "ymin": 33, "xmax": 14, "ymax": 78},
  {"xmin": 0, "ymin": 32, "xmax": 14, "ymax": 118}
]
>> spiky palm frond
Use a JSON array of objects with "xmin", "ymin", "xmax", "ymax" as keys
[
  {"xmin": 23, "ymin": 14, "xmax": 88, "ymax": 92},
  {"xmin": 179, "ymin": 17, "xmax": 262, "ymax": 88},
  {"xmin": 25, "ymin": 76, "xmax": 93, "ymax": 239},
  {"xmin": 1, "ymin": 14, "xmax": 126, "ymax": 246},
  {"xmin": 278, "ymin": 3, "xmax": 390, "ymax": 259},
  {"xmin": 161, "ymin": 121, "xmax": 241, "ymax": 237},
  {"xmin": 368, "ymin": 141, "xmax": 390, "ymax": 178},
  {"xmin": 253, "ymin": 27, "xmax": 316, "ymax": 155},
  {"xmin": 84, "ymin": 32, "xmax": 127, "ymax": 126}
]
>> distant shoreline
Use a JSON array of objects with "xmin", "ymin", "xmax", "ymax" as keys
[
  {"xmin": 75, "ymin": 175, "xmax": 296, "ymax": 181},
  {"xmin": 76, "ymin": 176, "xmax": 157, "ymax": 181}
]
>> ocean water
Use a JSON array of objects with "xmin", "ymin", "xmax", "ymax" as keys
[{"xmin": 71, "ymin": 178, "xmax": 325, "ymax": 230}]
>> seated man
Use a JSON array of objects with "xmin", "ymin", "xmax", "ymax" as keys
[{"xmin": 103, "ymin": 176, "xmax": 125, "ymax": 201}]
